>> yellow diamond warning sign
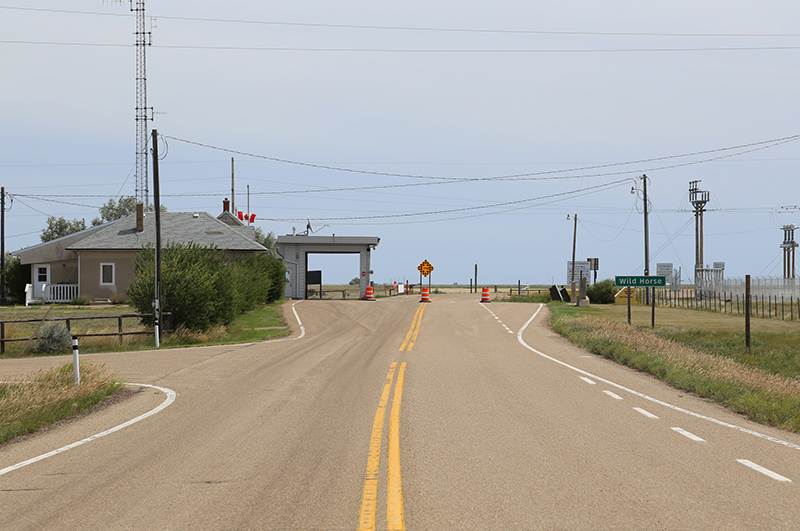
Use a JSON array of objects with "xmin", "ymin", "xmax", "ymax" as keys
[{"xmin": 417, "ymin": 260, "xmax": 434, "ymax": 277}]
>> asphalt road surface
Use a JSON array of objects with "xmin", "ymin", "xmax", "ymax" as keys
[{"xmin": 2, "ymin": 295, "xmax": 800, "ymax": 530}]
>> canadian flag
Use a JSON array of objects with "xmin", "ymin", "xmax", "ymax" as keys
[{"xmin": 237, "ymin": 211, "xmax": 256, "ymax": 223}]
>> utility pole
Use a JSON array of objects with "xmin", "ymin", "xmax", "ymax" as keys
[
  {"xmin": 782, "ymin": 224, "xmax": 798, "ymax": 279},
  {"xmin": 151, "ymin": 129, "xmax": 163, "ymax": 347},
  {"xmin": 642, "ymin": 175, "xmax": 651, "ymax": 304},
  {"xmin": 570, "ymin": 214, "xmax": 578, "ymax": 302},
  {"xmin": 231, "ymin": 157, "xmax": 236, "ymax": 214},
  {"xmin": 689, "ymin": 180, "xmax": 710, "ymax": 288}
]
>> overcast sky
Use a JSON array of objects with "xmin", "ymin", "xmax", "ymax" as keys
[{"xmin": 2, "ymin": 1, "xmax": 799, "ymax": 285}]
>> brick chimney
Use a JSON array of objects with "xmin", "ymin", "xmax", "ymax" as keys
[
  {"xmin": 223, "ymin": 198, "xmax": 230, "ymax": 213},
  {"xmin": 136, "ymin": 202, "xmax": 144, "ymax": 232}
]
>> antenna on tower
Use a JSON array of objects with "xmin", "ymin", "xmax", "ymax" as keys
[{"xmin": 131, "ymin": 0, "xmax": 153, "ymax": 206}]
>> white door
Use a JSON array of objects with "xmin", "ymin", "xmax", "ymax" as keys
[{"xmin": 33, "ymin": 264, "xmax": 50, "ymax": 299}]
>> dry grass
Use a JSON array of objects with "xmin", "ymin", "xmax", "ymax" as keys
[
  {"xmin": 0, "ymin": 363, "xmax": 123, "ymax": 444},
  {"xmin": 576, "ymin": 316, "xmax": 800, "ymax": 398},
  {"xmin": 549, "ymin": 303, "xmax": 800, "ymax": 432}
]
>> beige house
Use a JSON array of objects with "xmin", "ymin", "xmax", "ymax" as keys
[{"xmin": 15, "ymin": 201, "xmax": 266, "ymax": 303}]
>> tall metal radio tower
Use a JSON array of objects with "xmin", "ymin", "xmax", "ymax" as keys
[{"xmin": 132, "ymin": 0, "xmax": 152, "ymax": 205}]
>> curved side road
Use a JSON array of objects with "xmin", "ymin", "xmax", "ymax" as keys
[{"xmin": 0, "ymin": 383, "xmax": 177, "ymax": 477}]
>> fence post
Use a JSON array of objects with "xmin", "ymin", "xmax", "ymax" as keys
[
  {"xmin": 118, "ymin": 316, "xmax": 124, "ymax": 345},
  {"xmin": 745, "ymin": 275, "xmax": 751, "ymax": 349},
  {"xmin": 65, "ymin": 318, "xmax": 71, "ymax": 333},
  {"xmin": 1, "ymin": 321, "xmax": 4, "ymax": 355},
  {"xmin": 72, "ymin": 335, "xmax": 80, "ymax": 386}
]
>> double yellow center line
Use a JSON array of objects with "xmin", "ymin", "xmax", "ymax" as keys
[
  {"xmin": 359, "ymin": 362, "xmax": 407, "ymax": 531},
  {"xmin": 399, "ymin": 303, "xmax": 427, "ymax": 352},
  {"xmin": 359, "ymin": 304, "xmax": 428, "ymax": 530}
]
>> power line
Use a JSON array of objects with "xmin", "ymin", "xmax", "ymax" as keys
[
  {"xmin": 162, "ymin": 133, "xmax": 800, "ymax": 185},
  {"xmin": 4, "ymin": 6, "xmax": 800, "ymax": 38},
  {"xmin": 5, "ymin": 40, "xmax": 800, "ymax": 53}
]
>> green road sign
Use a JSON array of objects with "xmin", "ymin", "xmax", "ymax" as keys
[{"xmin": 615, "ymin": 275, "xmax": 666, "ymax": 287}]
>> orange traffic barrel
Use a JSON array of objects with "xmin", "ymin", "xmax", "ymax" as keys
[
  {"xmin": 365, "ymin": 285, "xmax": 376, "ymax": 301},
  {"xmin": 481, "ymin": 286, "xmax": 491, "ymax": 303},
  {"xmin": 420, "ymin": 286, "xmax": 431, "ymax": 303}
]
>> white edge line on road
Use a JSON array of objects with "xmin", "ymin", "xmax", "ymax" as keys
[
  {"xmin": 634, "ymin": 407, "xmax": 659, "ymax": 419},
  {"xmin": 580, "ymin": 376, "xmax": 596, "ymax": 385},
  {"xmin": 517, "ymin": 304, "xmax": 800, "ymax": 452},
  {"xmin": 266, "ymin": 300, "xmax": 305, "ymax": 343},
  {"xmin": 737, "ymin": 459, "xmax": 792, "ymax": 483},
  {"xmin": 603, "ymin": 390, "xmax": 624, "ymax": 400},
  {"xmin": 671, "ymin": 426, "xmax": 706, "ymax": 443},
  {"xmin": 0, "ymin": 383, "xmax": 177, "ymax": 478}
]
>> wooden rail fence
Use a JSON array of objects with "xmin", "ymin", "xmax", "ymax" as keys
[{"xmin": 0, "ymin": 313, "xmax": 172, "ymax": 354}]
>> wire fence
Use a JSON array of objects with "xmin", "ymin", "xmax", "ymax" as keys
[{"xmin": 638, "ymin": 280, "xmax": 800, "ymax": 321}]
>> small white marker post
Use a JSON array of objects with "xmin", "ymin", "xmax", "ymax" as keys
[{"xmin": 72, "ymin": 335, "xmax": 80, "ymax": 386}]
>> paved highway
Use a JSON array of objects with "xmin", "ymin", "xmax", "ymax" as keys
[{"xmin": 2, "ymin": 295, "xmax": 800, "ymax": 529}]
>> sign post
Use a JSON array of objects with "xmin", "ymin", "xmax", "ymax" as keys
[
  {"xmin": 615, "ymin": 276, "xmax": 665, "ymax": 327},
  {"xmin": 417, "ymin": 260, "xmax": 434, "ymax": 293}
]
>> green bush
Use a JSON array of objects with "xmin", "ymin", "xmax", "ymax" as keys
[
  {"xmin": 70, "ymin": 295, "xmax": 92, "ymax": 306},
  {"xmin": 3, "ymin": 255, "xmax": 29, "ymax": 304},
  {"xmin": 32, "ymin": 323, "xmax": 72, "ymax": 354},
  {"xmin": 127, "ymin": 244, "xmax": 286, "ymax": 332},
  {"xmin": 110, "ymin": 293, "xmax": 128, "ymax": 305},
  {"xmin": 587, "ymin": 278, "xmax": 617, "ymax": 304}
]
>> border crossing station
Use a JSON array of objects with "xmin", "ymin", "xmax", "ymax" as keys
[{"xmin": 276, "ymin": 235, "xmax": 380, "ymax": 300}]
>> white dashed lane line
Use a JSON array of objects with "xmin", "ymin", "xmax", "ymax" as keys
[
  {"xmin": 737, "ymin": 460, "xmax": 792, "ymax": 483},
  {"xmin": 603, "ymin": 390, "xmax": 623, "ymax": 400},
  {"xmin": 633, "ymin": 407, "xmax": 659, "ymax": 419},
  {"xmin": 671, "ymin": 427, "xmax": 707, "ymax": 443},
  {"xmin": 579, "ymin": 376, "xmax": 596, "ymax": 385},
  {"xmin": 478, "ymin": 303, "xmax": 515, "ymax": 334}
]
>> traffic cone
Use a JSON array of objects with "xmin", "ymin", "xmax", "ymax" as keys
[
  {"xmin": 481, "ymin": 286, "xmax": 491, "ymax": 303},
  {"xmin": 365, "ymin": 285, "xmax": 376, "ymax": 301},
  {"xmin": 420, "ymin": 286, "xmax": 431, "ymax": 303}
]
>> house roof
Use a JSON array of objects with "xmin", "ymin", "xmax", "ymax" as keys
[
  {"xmin": 13, "ymin": 221, "xmax": 117, "ymax": 264},
  {"xmin": 67, "ymin": 211, "xmax": 266, "ymax": 252}
]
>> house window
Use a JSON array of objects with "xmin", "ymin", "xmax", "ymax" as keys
[
  {"xmin": 37, "ymin": 267, "xmax": 48, "ymax": 282},
  {"xmin": 100, "ymin": 263, "xmax": 115, "ymax": 285}
]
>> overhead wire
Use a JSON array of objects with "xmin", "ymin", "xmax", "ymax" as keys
[
  {"xmin": 4, "ymin": 40, "xmax": 800, "ymax": 53},
  {"xmin": 3, "ymin": 6, "xmax": 800, "ymax": 38},
  {"xmin": 161, "ymin": 134, "xmax": 800, "ymax": 185}
]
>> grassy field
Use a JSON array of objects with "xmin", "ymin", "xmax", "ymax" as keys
[
  {"xmin": 0, "ymin": 362, "xmax": 123, "ymax": 445},
  {"xmin": 548, "ymin": 302, "xmax": 800, "ymax": 432}
]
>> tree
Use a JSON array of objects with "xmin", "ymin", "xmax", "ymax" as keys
[
  {"xmin": 349, "ymin": 277, "xmax": 360, "ymax": 286},
  {"xmin": 254, "ymin": 227, "xmax": 278, "ymax": 256},
  {"xmin": 40, "ymin": 216, "xmax": 86, "ymax": 242},
  {"xmin": 91, "ymin": 196, "xmax": 166, "ymax": 226},
  {"xmin": 92, "ymin": 196, "xmax": 137, "ymax": 226}
]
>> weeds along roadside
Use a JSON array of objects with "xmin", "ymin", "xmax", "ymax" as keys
[
  {"xmin": 0, "ymin": 363, "xmax": 124, "ymax": 445},
  {"xmin": 547, "ymin": 303, "xmax": 800, "ymax": 433}
]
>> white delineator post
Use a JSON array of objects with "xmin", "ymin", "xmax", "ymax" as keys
[{"xmin": 72, "ymin": 335, "xmax": 80, "ymax": 386}]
